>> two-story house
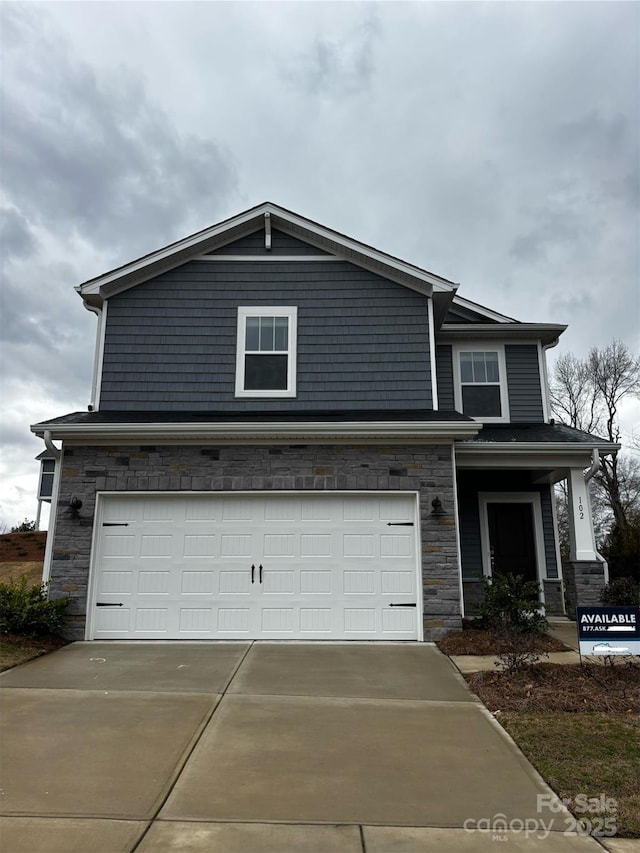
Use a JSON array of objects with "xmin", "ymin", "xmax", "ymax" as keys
[{"xmin": 32, "ymin": 203, "xmax": 617, "ymax": 642}]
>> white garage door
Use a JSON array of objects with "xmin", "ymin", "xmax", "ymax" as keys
[{"xmin": 90, "ymin": 493, "xmax": 420, "ymax": 640}]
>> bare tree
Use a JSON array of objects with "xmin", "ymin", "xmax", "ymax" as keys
[
  {"xmin": 551, "ymin": 340, "xmax": 640, "ymax": 532},
  {"xmin": 551, "ymin": 341, "xmax": 640, "ymax": 580}
]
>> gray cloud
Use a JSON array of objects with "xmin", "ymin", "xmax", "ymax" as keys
[
  {"xmin": 1, "ymin": 5, "xmax": 238, "ymax": 267},
  {"xmin": 0, "ymin": 1, "xmax": 637, "ymax": 527},
  {"xmin": 284, "ymin": 10, "xmax": 381, "ymax": 97},
  {"xmin": 0, "ymin": 208, "xmax": 38, "ymax": 261}
]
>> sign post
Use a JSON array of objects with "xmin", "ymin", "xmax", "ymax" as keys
[{"xmin": 576, "ymin": 606, "xmax": 640, "ymax": 657}]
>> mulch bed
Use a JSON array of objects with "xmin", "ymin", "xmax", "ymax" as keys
[
  {"xmin": 466, "ymin": 662, "xmax": 640, "ymax": 713},
  {"xmin": 437, "ymin": 625, "xmax": 569, "ymax": 655},
  {"xmin": 0, "ymin": 633, "xmax": 68, "ymax": 654}
]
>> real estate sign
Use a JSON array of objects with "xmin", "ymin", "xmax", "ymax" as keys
[{"xmin": 576, "ymin": 606, "xmax": 640, "ymax": 656}]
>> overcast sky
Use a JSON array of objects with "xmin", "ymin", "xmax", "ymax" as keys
[{"xmin": 1, "ymin": 1, "xmax": 638, "ymax": 530}]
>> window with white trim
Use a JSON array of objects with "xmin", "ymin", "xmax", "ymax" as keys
[
  {"xmin": 453, "ymin": 346, "xmax": 508, "ymax": 420},
  {"xmin": 235, "ymin": 306, "xmax": 297, "ymax": 397}
]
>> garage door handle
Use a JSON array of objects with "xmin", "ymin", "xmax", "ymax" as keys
[
  {"xmin": 96, "ymin": 602, "xmax": 124, "ymax": 607},
  {"xmin": 251, "ymin": 564, "xmax": 255, "ymax": 584},
  {"xmin": 259, "ymin": 564, "xmax": 263, "ymax": 583},
  {"xmin": 389, "ymin": 603, "xmax": 416, "ymax": 607}
]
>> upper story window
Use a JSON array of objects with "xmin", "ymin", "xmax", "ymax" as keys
[
  {"xmin": 453, "ymin": 345, "xmax": 509, "ymax": 421},
  {"xmin": 235, "ymin": 306, "xmax": 297, "ymax": 397},
  {"xmin": 38, "ymin": 459, "xmax": 56, "ymax": 500}
]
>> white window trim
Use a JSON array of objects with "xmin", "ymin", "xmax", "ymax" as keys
[
  {"xmin": 235, "ymin": 306, "xmax": 297, "ymax": 398},
  {"xmin": 452, "ymin": 343, "xmax": 510, "ymax": 423},
  {"xmin": 478, "ymin": 492, "xmax": 546, "ymax": 601}
]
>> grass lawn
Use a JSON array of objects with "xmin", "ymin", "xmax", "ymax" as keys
[
  {"xmin": 501, "ymin": 712, "xmax": 640, "ymax": 839},
  {"xmin": 458, "ymin": 643, "xmax": 640, "ymax": 839}
]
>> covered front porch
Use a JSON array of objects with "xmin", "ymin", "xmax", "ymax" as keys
[{"xmin": 454, "ymin": 423, "xmax": 619, "ymax": 619}]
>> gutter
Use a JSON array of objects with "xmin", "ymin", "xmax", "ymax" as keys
[{"xmin": 31, "ymin": 419, "xmax": 481, "ymax": 444}]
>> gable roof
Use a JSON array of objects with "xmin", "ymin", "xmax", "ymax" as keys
[{"xmin": 77, "ymin": 202, "xmax": 459, "ymax": 320}]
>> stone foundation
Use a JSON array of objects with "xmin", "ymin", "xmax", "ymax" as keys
[
  {"xmin": 542, "ymin": 579, "xmax": 565, "ymax": 616},
  {"xmin": 49, "ymin": 442, "xmax": 462, "ymax": 641},
  {"xmin": 562, "ymin": 560, "xmax": 607, "ymax": 615}
]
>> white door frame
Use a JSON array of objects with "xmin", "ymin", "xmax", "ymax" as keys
[
  {"xmin": 478, "ymin": 492, "xmax": 546, "ymax": 603},
  {"xmin": 85, "ymin": 490, "xmax": 424, "ymax": 641}
]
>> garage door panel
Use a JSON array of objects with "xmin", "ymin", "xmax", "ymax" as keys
[
  {"xmin": 218, "ymin": 570, "xmax": 251, "ymax": 595},
  {"xmin": 343, "ymin": 571, "xmax": 375, "ymax": 595},
  {"xmin": 220, "ymin": 534, "xmax": 252, "ymax": 557},
  {"xmin": 140, "ymin": 535, "xmax": 172, "ymax": 558},
  {"xmin": 218, "ymin": 609, "xmax": 250, "ymax": 632},
  {"xmin": 179, "ymin": 608, "xmax": 212, "ymax": 632},
  {"xmin": 344, "ymin": 609, "xmax": 376, "ymax": 632},
  {"xmin": 184, "ymin": 497, "xmax": 219, "ymax": 521},
  {"xmin": 102, "ymin": 534, "xmax": 136, "ymax": 558},
  {"xmin": 262, "ymin": 570, "xmax": 295, "ymax": 594},
  {"xmin": 381, "ymin": 571, "xmax": 414, "ymax": 594},
  {"xmin": 300, "ymin": 570, "xmax": 332, "ymax": 594},
  {"xmin": 98, "ymin": 570, "xmax": 133, "ymax": 595},
  {"xmin": 263, "ymin": 534, "xmax": 295, "ymax": 557},
  {"xmin": 142, "ymin": 500, "xmax": 175, "ymax": 522},
  {"xmin": 261, "ymin": 608, "xmax": 295, "ymax": 632},
  {"xmin": 92, "ymin": 494, "xmax": 420, "ymax": 640},
  {"xmin": 382, "ymin": 608, "xmax": 416, "ymax": 632},
  {"xmin": 343, "ymin": 534, "xmax": 375, "ymax": 557},
  {"xmin": 264, "ymin": 498, "xmax": 296, "ymax": 521},
  {"xmin": 183, "ymin": 535, "xmax": 216, "ymax": 558},
  {"xmin": 300, "ymin": 608, "xmax": 332, "ymax": 632},
  {"xmin": 300, "ymin": 534, "xmax": 332, "ymax": 556},
  {"xmin": 96, "ymin": 606, "xmax": 131, "ymax": 633},
  {"xmin": 222, "ymin": 498, "xmax": 254, "ymax": 521},
  {"xmin": 181, "ymin": 571, "xmax": 215, "ymax": 595},
  {"xmin": 135, "ymin": 608, "xmax": 168, "ymax": 632}
]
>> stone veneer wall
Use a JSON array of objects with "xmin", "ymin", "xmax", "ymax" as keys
[
  {"xmin": 563, "ymin": 560, "xmax": 606, "ymax": 614},
  {"xmin": 50, "ymin": 443, "xmax": 461, "ymax": 641}
]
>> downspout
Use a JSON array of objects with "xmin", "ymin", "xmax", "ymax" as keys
[
  {"xmin": 84, "ymin": 303, "xmax": 104, "ymax": 412},
  {"xmin": 41, "ymin": 431, "xmax": 62, "ymax": 586},
  {"xmin": 583, "ymin": 448, "xmax": 609, "ymax": 583},
  {"xmin": 541, "ymin": 339, "xmax": 559, "ymax": 423}
]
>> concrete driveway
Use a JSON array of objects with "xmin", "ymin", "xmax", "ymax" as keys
[{"xmin": 0, "ymin": 642, "xmax": 606, "ymax": 852}]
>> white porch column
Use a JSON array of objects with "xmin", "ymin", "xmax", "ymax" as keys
[{"xmin": 567, "ymin": 468, "xmax": 597, "ymax": 561}]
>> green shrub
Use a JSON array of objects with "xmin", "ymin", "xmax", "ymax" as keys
[
  {"xmin": 480, "ymin": 572, "xmax": 548, "ymax": 636},
  {"xmin": 600, "ymin": 576, "xmax": 640, "ymax": 606},
  {"xmin": 0, "ymin": 577, "xmax": 68, "ymax": 637},
  {"xmin": 10, "ymin": 519, "xmax": 37, "ymax": 533},
  {"xmin": 480, "ymin": 573, "xmax": 549, "ymax": 673}
]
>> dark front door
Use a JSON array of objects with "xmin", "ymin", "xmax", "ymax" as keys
[{"xmin": 487, "ymin": 502, "xmax": 537, "ymax": 583}]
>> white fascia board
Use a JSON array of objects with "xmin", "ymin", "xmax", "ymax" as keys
[
  {"xmin": 450, "ymin": 295, "xmax": 518, "ymax": 323},
  {"xmin": 438, "ymin": 324, "xmax": 567, "ymax": 346},
  {"xmin": 271, "ymin": 210, "xmax": 456, "ymax": 293},
  {"xmin": 77, "ymin": 204, "xmax": 273, "ymax": 297},
  {"xmin": 30, "ymin": 420, "xmax": 480, "ymax": 444},
  {"xmin": 76, "ymin": 202, "xmax": 458, "ymax": 304},
  {"xmin": 455, "ymin": 442, "xmax": 620, "ymax": 470}
]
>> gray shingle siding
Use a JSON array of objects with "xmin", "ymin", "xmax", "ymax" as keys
[
  {"xmin": 505, "ymin": 344, "xmax": 544, "ymax": 422},
  {"xmin": 207, "ymin": 228, "xmax": 332, "ymax": 256},
  {"xmin": 435, "ymin": 345, "xmax": 454, "ymax": 410},
  {"xmin": 100, "ymin": 260, "xmax": 433, "ymax": 411}
]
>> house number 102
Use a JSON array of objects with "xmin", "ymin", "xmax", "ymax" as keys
[{"xmin": 578, "ymin": 497, "xmax": 584, "ymax": 520}]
